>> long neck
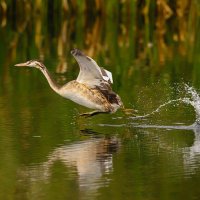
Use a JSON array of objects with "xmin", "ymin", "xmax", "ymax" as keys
[{"xmin": 39, "ymin": 66, "xmax": 61, "ymax": 93}]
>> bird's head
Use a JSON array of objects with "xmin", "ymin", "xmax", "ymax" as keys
[{"xmin": 15, "ymin": 60, "xmax": 45, "ymax": 69}]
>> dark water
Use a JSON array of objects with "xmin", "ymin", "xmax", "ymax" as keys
[{"xmin": 1, "ymin": 1, "xmax": 200, "ymax": 200}]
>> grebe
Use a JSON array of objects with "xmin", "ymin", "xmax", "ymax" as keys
[{"xmin": 15, "ymin": 49, "xmax": 124, "ymax": 116}]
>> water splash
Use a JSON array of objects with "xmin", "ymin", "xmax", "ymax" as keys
[
  {"xmin": 140, "ymin": 99, "xmax": 182, "ymax": 118},
  {"xmin": 183, "ymin": 84, "xmax": 200, "ymax": 123},
  {"xmin": 129, "ymin": 98, "xmax": 184, "ymax": 120},
  {"xmin": 130, "ymin": 84, "xmax": 200, "ymax": 124}
]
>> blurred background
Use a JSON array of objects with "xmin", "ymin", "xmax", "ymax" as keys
[
  {"xmin": 1, "ymin": 1, "xmax": 200, "ymax": 200},
  {"xmin": 1, "ymin": 0, "xmax": 200, "ymax": 81}
]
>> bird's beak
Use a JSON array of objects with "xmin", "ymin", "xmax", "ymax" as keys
[{"xmin": 14, "ymin": 62, "xmax": 28, "ymax": 67}]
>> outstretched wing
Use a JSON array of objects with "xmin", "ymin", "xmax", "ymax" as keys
[{"xmin": 71, "ymin": 49, "xmax": 113, "ymax": 87}]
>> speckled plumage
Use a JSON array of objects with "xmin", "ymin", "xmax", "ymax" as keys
[
  {"xmin": 60, "ymin": 80, "xmax": 123, "ymax": 113},
  {"xmin": 15, "ymin": 49, "xmax": 124, "ymax": 115}
]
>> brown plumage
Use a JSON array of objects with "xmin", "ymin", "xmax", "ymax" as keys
[{"xmin": 15, "ymin": 49, "xmax": 124, "ymax": 116}]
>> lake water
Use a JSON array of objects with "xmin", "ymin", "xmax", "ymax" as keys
[{"xmin": 1, "ymin": 1, "xmax": 200, "ymax": 200}]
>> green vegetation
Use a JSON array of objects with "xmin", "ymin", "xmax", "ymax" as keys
[
  {"xmin": 0, "ymin": 0, "xmax": 200, "ymax": 81},
  {"xmin": 0, "ymin": 2, "xmax": 200, "ymax": 199}
]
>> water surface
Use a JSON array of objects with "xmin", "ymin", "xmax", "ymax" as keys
[{"xmin": 1, "ymin": 1, "xmax": 200, "ymax": 200}]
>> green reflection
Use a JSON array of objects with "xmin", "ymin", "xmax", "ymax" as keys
[{"xmin": 1, "ymin": 1, "xmax": 200, "ymax": 200}]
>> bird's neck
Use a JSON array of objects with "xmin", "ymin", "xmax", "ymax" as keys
[{"xmin": 40, "ymin": 66, "xmax": 61, "ymax": 93}]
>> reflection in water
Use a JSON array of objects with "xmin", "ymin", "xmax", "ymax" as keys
[
  {"xmin": 18, "ymin": 134, "xmax": 120, "ymax": 199},
  {"xmin": 134, "ymin": 123, "xmax": 200, "ymax": 178},
  {"xmin": 183, "ymin": 124, "xmax": 200, "ymax": 176},
  {"xmin": 1, "ymin": 1, "xmax": 200, "ymax": 199},
  {"xmin": 99, "ymin": 120, "xmax": 200, "ymax": 178},
  {"xmin": 141, "ymin": 123, "xmax": 200, "ymax": 178}
]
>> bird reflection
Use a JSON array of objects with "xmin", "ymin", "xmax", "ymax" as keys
[{"xmin": 18, "ymin": 131, "xmax": 120, "ymax": 198}]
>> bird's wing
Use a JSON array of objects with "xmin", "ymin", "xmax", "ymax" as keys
[{"xmin": 71, "ymin": 49, "xmax": 113, "ymax": 87}]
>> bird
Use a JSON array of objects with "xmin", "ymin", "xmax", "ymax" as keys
[{"xmin": 15, "ymin": 49, "xmax": 124, "ymax": 117}]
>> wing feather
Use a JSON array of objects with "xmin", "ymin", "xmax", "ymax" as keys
[{"xmin": 71, "ymin": 49, "xmax": 113, "ymax": 87}]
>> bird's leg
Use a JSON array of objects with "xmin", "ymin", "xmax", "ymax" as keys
[{"xmin": 80, "ymin": 110, "xmax": 107, "ymax": 117}]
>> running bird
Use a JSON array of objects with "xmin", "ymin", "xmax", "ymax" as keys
[{"xmin": 15, "ymin": 49, "xmax": 124, "ymax": 116}]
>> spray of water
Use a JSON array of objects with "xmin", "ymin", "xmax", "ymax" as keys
[
  {"xmin": 130, "ymin": 83, "xmax": 200, "ymax": 124},
  {"xmin": 140, "ymin": 99, "xmax": 183, "ymax": 118},
  {"xmin": 183, "ymin": 84, "xmax": 200, "ymax": 123},
  {"xmin": 130, "ymin": 98, "xmax": 184, "ymax": 119}
]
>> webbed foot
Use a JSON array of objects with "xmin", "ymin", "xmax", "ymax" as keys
[{"xmin": 122, "ymin": 108, "xmax": 137, "ymax": 116}]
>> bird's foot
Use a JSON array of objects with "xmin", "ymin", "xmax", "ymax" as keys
[{"xmin": 122, "ymin": 108, "xmax": 137, "ymax": 116}]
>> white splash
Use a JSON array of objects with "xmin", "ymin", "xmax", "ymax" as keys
[
  {"xmin": 183, "ymin": 84, "xmax": 200, "ymax": 123},
  {"xmin": 130, "ymin": 84, "xmax": 200, "ymax": 124},
  {"xmin": 130, "ymin": 98, "xmax": 184, "ymax": 120}
]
